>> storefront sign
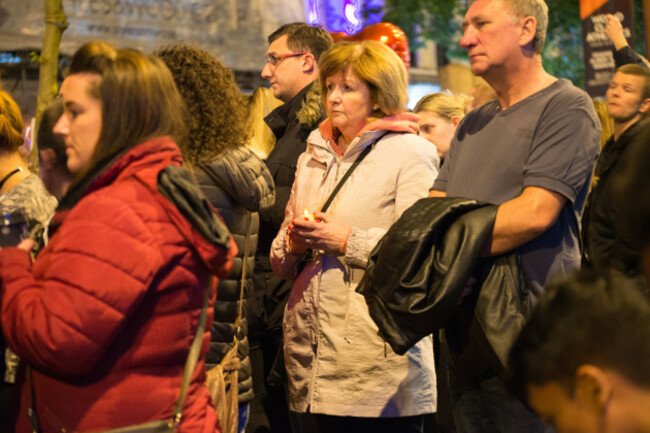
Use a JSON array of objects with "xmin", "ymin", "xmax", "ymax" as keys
[
  {"xmin": 581, "ymin": 0, "xmax": 635, "ymax": 97},
  {"xmin": 0, "ymin": 0, "xmax": 306, "ymax": 70}
]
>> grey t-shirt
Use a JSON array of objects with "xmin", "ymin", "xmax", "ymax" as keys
[{"xmin": 433, "ymin": 79, "xmax": 600, "ymax": 296}]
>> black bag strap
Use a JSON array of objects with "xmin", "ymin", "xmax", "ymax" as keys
[
  {"xmin": 170, "ymin": 276, "xmax": 212, "ymax": 425},
  {"xmin": 27, "ymin": 366, "xmax": 40, "ymax": 433},
  {"xmin": 320, "ymin": 131, "xmax": 389, "ymax": 213},
  {"xmin": 235, "ymin": 213, "xmax": 253, "ymax": 335}
]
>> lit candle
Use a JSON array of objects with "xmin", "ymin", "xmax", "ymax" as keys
[{"xmin": 303, "ymin": 209, "xmax": 316, "ymax": 221}]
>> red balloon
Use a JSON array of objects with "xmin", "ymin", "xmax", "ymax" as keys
[
  {"xmin": 329, "ymin": 32, "xmax": 348, "ymax": 43},
  {"xmin": 329, "ymin": 22, "xmax": 410, "ymax": 69}
]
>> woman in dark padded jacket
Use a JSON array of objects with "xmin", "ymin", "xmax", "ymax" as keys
[{"xmin": 158, "ymin": 45, "xmax": 275, "ymax": 433}]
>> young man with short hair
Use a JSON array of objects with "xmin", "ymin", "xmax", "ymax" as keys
[
  {"xmin": 582, "ymin": 64, "xmax": 650, "ymax": 277},
  {"xmin": 509, "ymin": 271, "xmax": 650, "ymax": 433}
]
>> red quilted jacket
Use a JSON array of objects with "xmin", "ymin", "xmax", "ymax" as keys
[{"xmin": 0, "ymin": 137, "xmax": 235, "ymax": 433}]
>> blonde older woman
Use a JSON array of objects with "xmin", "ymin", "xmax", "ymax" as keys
[
  {"xmin": 414, "ymin": 92, "xmax": 469, "ymax": 162},
  {"xmin": 270, "ymin": 40, "xmax": 439, "ymax": 433}
]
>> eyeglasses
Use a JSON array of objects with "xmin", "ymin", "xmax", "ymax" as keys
[{"xmin": 265, "ymin": 52, "xmax": 307, "ymax": 67}]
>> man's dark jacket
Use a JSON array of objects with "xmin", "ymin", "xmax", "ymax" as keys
[
  {"xmin": 582, "ymin": 118, "xmax": 650, "ymax": 276},
  {"xmin": 253, "ymin": 81, "xmax": 325, "ymax": 334},
  {"xmin": 358, "ymin": 197, "xmax": 534, "ymax": 373},
  {"xmin": 614, "ymin": 46, "xmax": 650, "ymax": 70}
]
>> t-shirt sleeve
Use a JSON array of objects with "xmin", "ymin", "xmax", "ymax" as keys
[
  {"xmin": 523, "ymin": 92, "xmax": 601, "ymax": 203},
  {"xmin": 431, "ymin": 138, "xmax": 454, "ymax": 192}
]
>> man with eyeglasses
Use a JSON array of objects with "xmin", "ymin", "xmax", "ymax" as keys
[{"xmin": 250, "ymin": 22, "xmax": 332, "ymax": 433}]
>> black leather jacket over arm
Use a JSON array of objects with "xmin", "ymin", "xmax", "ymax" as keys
[{"xmin": 358, "ymin": 197, "xmax": 534, "ymax": 372}]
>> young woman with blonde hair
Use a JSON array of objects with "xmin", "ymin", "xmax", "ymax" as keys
[{"xmin": 414, "ymin": 92, "xmax": 469, "ymax": 162}]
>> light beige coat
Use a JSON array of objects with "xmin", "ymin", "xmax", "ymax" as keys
[{"xmin": 270, "ymin": 115, "xmax": 440, "ymax": 417}]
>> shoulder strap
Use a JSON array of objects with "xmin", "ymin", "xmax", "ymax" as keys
[
  {"xmin": 320, "ymin": 131, "xmax": 389, "ymax": 213},
  {"xmin": 170, "ymin": 276, "xmax": 212, "ymax": 426},
  {"xmin": 235, "ymin": 213, "xmax": 253, "ymax": 333},
  {"xmin": 27, "ymin": 367, "xmax": 40, "ymax": 433}
]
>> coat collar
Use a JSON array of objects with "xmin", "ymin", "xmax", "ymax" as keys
[
  {"xmin": 264, "ymin": 82, "xmax": 315, "ymax": 139},
  {"xmin": 596, "ymin": 117, "xmax": 649, "ymax": 178},
  {"xmin": 56, "ymin": 137, "xmax": 182, "ymax": 212}
]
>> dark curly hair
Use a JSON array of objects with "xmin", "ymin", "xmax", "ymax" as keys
[{"xmin": 156, "ymin": 44, "xmax": 249, "ymax": 166}]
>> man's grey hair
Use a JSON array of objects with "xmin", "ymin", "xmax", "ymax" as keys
[{"xmin": 502, "ymin": 0, "xmax": 549, "ymax": 55}]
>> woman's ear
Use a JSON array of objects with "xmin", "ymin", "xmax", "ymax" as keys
[{"xmin": 452, "ymin": 116, "xmax": 461, "ymax": 128}]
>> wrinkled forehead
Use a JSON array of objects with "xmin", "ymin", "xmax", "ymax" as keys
[
  {"xmin": 325, "ymin": 67, "xmax": 360, "ymax": 84},
  {"xmin": 464, "ymin": 0, "xmax": 514, "ymax": 22}
]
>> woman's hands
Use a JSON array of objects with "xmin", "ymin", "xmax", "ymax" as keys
[{"xmin": 287, "ymin": 212, "xmax": 352, "ymax": 256}]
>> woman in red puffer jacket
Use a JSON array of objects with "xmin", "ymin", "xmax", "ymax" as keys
[{"xmin": 0, "ymin": 42, "xmax": 235, "ymax": 433}]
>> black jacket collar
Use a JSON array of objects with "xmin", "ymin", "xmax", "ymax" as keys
[
  {"xmin": 264, "ymin": 82, "xmax": 314, "ymax": 139},
  {"xmin": 597, "ymin": 118, "xmax": 650, "ymax": 178}
]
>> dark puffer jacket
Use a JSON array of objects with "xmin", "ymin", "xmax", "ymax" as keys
[{"xmin": 196, "ymin": 146, "xmax": 275, "ymax": 403}]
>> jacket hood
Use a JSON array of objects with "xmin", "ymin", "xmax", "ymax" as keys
[
  {"xmin": 52, "ymin": 137, "xmax": 234, "ymax": 278},
  {"xmin": 156, "ymin": 164, "xmax": 234, "ymax": 277},
  {"xmin": 361, "ymin": 112, "xmax": 420, "ymax": 135},
  {"xmin": 296, "ymin": 80, "xmax": 326, "ymax": 129},
  {"xmin": 199, "ymin": 146, "xmax": 275, "ymax": 213},
  {"xmin": 265, "ymin": 81, "xmax": 325, "ymax": 139},
  {"xmin": 317, "ymin": 112, "xmax": 419, "ymax": 145},
  {"xmin": 313, "ymin": 113, "xmax": 420, "ymax": 157}
]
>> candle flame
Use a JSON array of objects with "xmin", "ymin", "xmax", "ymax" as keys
[{"xmin": 303, "ymin": 209, "xmax": 316, "ymax": 221}]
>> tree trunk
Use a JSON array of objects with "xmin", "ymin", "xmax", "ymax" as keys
[
  {"xmin": 31, "ymin": 0, "xmax": 67, "ymax": 170},
  {"xmin": 643, "ymin": 1, "xmax": 650, "ymax": 58}
]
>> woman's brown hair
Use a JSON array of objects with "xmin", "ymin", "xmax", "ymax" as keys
[
  {"xmin": 157, "ymin": 44, "xmax": 248, "ymax": 166},
  {"xmin": 68, "ymin": 42, "xmax": 187, "ymax": 177},
  {"xmin": 318, "ymin": 40, "xmax": 408, "ymax": 118}
]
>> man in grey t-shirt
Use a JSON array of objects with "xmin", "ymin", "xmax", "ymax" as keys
[{"xmin": 429, "ymin": 0, "xmax": 600, "ymax": 432}]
